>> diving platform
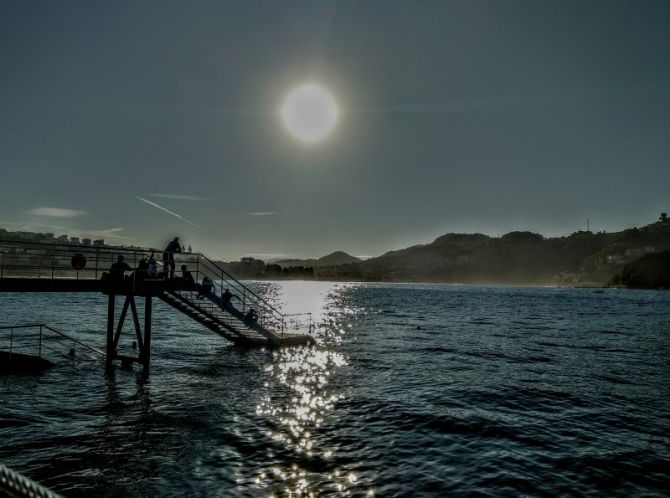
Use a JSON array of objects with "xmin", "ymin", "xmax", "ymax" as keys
[{"xmin": 0, "ymin": 239, "xmax": 315, "ymax": 374}]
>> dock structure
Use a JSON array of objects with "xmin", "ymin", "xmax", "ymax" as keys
[{"xmin": 0, "ymin": 239, "xmax": 315, "ymax": 373}]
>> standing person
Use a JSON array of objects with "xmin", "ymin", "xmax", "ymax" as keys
[{"xmin": 163, "ymin": 237, "xmax": 182, "ymax": 279}]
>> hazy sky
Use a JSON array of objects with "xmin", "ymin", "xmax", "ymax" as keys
[{"xmin": 1, "ymin": 0, "xmax": 669, "ymax": 259}]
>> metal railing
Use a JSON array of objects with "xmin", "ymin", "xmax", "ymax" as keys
[
  {"xmin": 0, "ymin": 323, "xmax": 106, "ymax": 364},
  {"xmin": 0, "ymin": 239, "xmax": 314, "ymax": 337}
]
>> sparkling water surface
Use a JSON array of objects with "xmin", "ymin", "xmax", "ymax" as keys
[{"xmin": 1, "ymin": 283, "xmax": 669, "ymax": 497}]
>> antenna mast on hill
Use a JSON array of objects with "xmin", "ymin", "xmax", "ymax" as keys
[{"xmin": 587, "ymin": 217, "xmax": 590, "ymax": 232}]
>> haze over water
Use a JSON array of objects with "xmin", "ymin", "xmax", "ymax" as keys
[{"xmin": 1, "ymin": 282, "xmax": 669, "ymax": 496}]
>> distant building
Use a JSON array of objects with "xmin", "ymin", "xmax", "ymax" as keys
[
  {"xmin": 17, "ymin": 232, "xmax": 41, "ymax": 241},
  {"xmin": 624, "ymin": 248, "xmax": 644, "ymax": 258},
  {"xmin": 265, "ymin": 263, "xmax": 282, "ymax": 277},
  {"xmin": 69, "ymin": 237, "xmax": 81, "ymax": 245},
  {"xmin": 93, "ymin": 239, "xmax": 105, "ymax": 246},
  {"xmin": 607, "ymin": 254, "xmax": 625, "ymax": 264},
  {"xmin": 56, "ymin": 235, "xmax": 69, "ymax": 243},
  {"xmin": 82, "ymin": 238, "xmax": 92, "ymax": 246}
]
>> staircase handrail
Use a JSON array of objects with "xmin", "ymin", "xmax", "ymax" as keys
[
  {"xmin": 0, "ymin": 323, "xmax": 106, "ymax": 357},
  {"xmin": 193, "ymin": 253, "xmax": 285, "ymax": 318}
]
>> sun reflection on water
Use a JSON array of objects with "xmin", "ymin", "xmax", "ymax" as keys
[
  {"xmin": 254, "ymin": 346, "xmax": 352, "ymax": 496},
  {"xmin": 247, "ymin": 282, "xmax": 372, "ymax": 496}
]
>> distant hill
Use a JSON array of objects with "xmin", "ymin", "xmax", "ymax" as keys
[
  {"xmin": 316, "ymin": 221, "xmax": 670, "ymax": 286},
  {"xmin": 275, "ymin": 251, "xmax": 361, "ymax": 268}
]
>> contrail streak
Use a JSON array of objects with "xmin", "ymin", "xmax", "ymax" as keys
[
  {"xmin": 147, "ymin": 193, "xmax": 210, "ymax": 201},
  {"xmin": 135, "ymin": 196, "xmax": 201, "ymax": 227}
]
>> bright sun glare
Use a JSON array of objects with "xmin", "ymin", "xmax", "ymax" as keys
[{"xmin": 280, "ymin": 83, "xmax": 338, "ymax": 144}]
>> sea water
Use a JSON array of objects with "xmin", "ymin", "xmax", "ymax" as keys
[{"xmin": 1, "ymin": 283, "xmax": 669, "ymax": 497}]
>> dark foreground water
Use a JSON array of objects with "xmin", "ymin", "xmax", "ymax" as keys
[{"xmin": 1, "ymin": 283, "xmax": 669, "ymax": 497}]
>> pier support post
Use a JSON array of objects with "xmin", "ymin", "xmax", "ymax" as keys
[
  {"xmin": 142, "ymin": 296, "xmax": 152, "ymax": 373},
  {"xmin": 106, "ymin": 294, "xmax": 115, "ymax": 369},
  {"xmin": 104, "ymin": 293, "xmax": 155, "ymax": 374}
]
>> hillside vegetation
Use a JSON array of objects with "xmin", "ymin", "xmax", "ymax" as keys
[{"xmin": 317, "ymin": 221, "xmax": 670, "ymax": 286}]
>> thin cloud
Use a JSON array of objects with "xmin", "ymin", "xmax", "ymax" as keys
[
  {"xmin": 245, "ymin": 211, "xmax": 279, "ymax": 216},
  {"xmin": 136, "ymin": 196, "xmax": 201, "ymax": 227},
  {"xmin": 27, "ymin": 207, "xmax": 88, "ymax": 218},
  {"xmin": 87, "ymin": 227, "xmax": 134, "ymax": 240},
  {"xmin": 147, "ymin": 193, "xmax": 210, "ymax": 201}
]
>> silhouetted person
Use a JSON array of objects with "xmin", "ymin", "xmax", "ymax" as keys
[
  {"xmin": 221, "ymin": 288, "xmax": 234, "ymax": 306},
  {"xmin": 198, "ymin": 276, "xmax": 213, "ymax": 298},
  {"xmin": 181, "ymin": 265, "xmax": 195, "ymax": 288},
  {"xmin": 147, "ymin": 252, "xmax": 158, "ymax": 278},
  {"xmin": 134, "ymin": 257, "xmax": 148, "ymax": 280},
  {"xmin": 181, "ymin": 264, "xmax": 195, "ymax": 283},
  {"xmin": 163, "ymin": 237, "xmax": 182, "ymax": 279},
  {"xmin": 244, "ymin": 308, "xmax": 258, "ymax": 324},
  {"xmin": 110, "ymin": 255, "xmax": 132, "ymax": 280}
]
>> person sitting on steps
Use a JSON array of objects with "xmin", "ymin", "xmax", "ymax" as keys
[
  {"xmin": 221, "ymin": 288, "xmax": 237, "ymax": 307},
  {"xmin": 198, "ymin": 276, "xmax": 213, "ymax": 298},
  {"xmin": 244, "ymin": 308, "xmax": 258, "ymax": 324},
  {"xmin": 181, "ymin": 264, "xmax": 195, "ymax": 283}
]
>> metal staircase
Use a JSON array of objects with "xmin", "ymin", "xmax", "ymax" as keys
[
  {"xmin": 159, "ymin": 289, "xmax": 280, "ymax": 347},
  {"xmin": 154, "ymin": 250, "xmax": 314, "ymax": 347}
]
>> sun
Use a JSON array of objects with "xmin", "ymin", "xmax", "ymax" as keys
[{"xmin": 280, "ymin": 83, "xmax": 339, "ymax": 143}]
